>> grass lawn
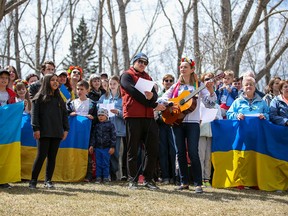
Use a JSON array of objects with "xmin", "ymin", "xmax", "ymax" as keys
[{"xmin": 1, "ymin": 181, "xmax": 287, "ymax": 216}]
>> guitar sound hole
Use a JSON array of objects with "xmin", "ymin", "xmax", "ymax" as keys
[{"xmin": 180, "ymin": 99, "xmax": 185, "ymax": 106}]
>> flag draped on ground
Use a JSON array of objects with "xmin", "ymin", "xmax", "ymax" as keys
[
  {"xmin": 211, "ymin": 117, "xmax": 288, "ymax": 191},
  {"xmin": 21, "ymin": 115, "xmax": 91, "ymax": 182},
  {"xmin": 0, "ymin": 102, "xmax": 24, "ymax": 184}
]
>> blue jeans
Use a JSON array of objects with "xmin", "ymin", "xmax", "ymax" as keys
[
  {"xmin": 173, "ymin": 123, "xmax": 202, "ymax": 186},
  {"xmin": 159, "ymin": 123, "xmax": 176, "ymax": 180},
  {"xmin": 95, "ymin": 148, "xmax": 111, "ymax": 179},
  {"xmin": 110, "ymin": 136, "xmax": 122, "ymax": 176}
]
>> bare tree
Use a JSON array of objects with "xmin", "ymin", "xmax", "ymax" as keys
[
  {"xmin": 160, "ymin": 0, "xmax": 193, "ymax": 76},
  {"xmin": 117, "ymin": 0, "xmax": 130, "ymax": 70},
  {"xmin": 107, "ymin": 0, "xmax": 120, "ymax": 75},
  {"xmin": 98, "ymin": 0, "xmax": 105, "ymax": 74},
  {"xmin": 192, "ymin": 0, "xmax": 200, "ymax": 74},
  {"xmin": 0, "ymin": 0, "xmax": 28, "ymax": 22}
]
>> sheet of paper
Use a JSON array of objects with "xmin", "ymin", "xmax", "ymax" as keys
[
  {"xmin": 99, "ymin": 103, "xmax": 115, "ymax": 117},
  {"xmin": 244, "ymin": 113, "xmax": 260, "ymax": 117},
  {"xmin": 200, "ymin": 104, "xmax": 218, "ymax": 123},
  {"xmin": 134, "ymin": 77, "xmax": 155, "ymax": 95}
]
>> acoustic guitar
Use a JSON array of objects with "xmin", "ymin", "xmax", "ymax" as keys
[{"xmin": 161, "ymin": 72, "xmax": 224, "ymax": 125}]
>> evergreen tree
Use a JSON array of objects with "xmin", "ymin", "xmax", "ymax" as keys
[{"xmin": 63, "ymin": 16, "xmax": 97, "ymax": 78}]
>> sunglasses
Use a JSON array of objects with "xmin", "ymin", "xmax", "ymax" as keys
[
  {"xmin": 72, "ymin": 71, "xmax": 81, "ymax": 75},
  {"xmin": 204, "ymin": 78, "xmax": 211, "ymax": 81},
  {"xmin": 138, "ymin": 60, "xmax": 148, "ymax": 66},
  {"xmin": 164, "ymin": 79, "xmax": 174, "ymax": 83}
]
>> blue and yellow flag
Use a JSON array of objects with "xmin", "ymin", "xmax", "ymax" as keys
[
  {"xmin": 211, "ymin": 117, "xmax": 288, "ymax": 191},
  {"xmin": 21, "ymin": 115, "xmax": 91, "ymax": 182},
  {"xmin": 0, "ymin": 102, "xmax": 24, "ymax": 184}
]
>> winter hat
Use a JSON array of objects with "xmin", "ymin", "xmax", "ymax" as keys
[
  {"xmin": 132, "ymin": 52, "xmax": 149, "ymax": 65},
  {"xmin": 98, "ymin": 107, "xmax": 109, "ymax": 118}
]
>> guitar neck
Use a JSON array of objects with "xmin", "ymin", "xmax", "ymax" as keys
[{"xmin": 181, "ymin": 85, "xmax": 206, "ymax": 105}]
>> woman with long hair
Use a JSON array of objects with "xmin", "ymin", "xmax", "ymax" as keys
[{"xmin": 29, "ymin": 74, "xmax": 69, "ymax": 189}]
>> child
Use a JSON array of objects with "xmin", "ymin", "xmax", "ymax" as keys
[
  {"xmin": 29, "ymin": 74, "xmax": 69, "ymax": 189},
  {"xmin": 98, "ymin": 75, "xmax": 126, "ymax": 181},
  {"xmin": 0, "ymin": 69, "xmax": 16, "ymax": 106},
  {"xmin": 13, "ymin": 79, "xmax": 31, "ymax": 113},
  {"xmin": 0, "ymin": 68, "xmax": 16, "ymax": 189},
  {"xmin": 67, "ymin": 80, "xmax": 96, "ymax": 119},
  {"xmin": 87, "ymin": 74, "xmax": 106, "ymax": 102},
  {"xmin": 66, "ymin": 80, "xmax": 97, "ymax": 182},
  {"xmin": 215, "ymin": 70, "xmax": 238, "ymax": 118},
  {"xmin": 89, "ymin": 108, "xmax": 116, "ymax": 184},
  {"xmin": 199, "ymin": 72, "xmax": 223, "ymax": 188}
]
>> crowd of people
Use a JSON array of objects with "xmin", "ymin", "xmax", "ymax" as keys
[{"xmin": 0, "ymin": 53, "xmax": 287, "ymax": 193}]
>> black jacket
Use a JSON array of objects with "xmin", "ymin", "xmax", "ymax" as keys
[{"xmin": 31, "ymin": 95, "xmax": 69, "ymax": 138}]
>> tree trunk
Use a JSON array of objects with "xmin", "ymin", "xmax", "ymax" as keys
[
  {"xmin": 192, "ymin": 0, "xmax": 201, "ymax": 74},
  {"xmin": 98, "ymin": 0, "xmax": 104, "ymax": 74},
  {"xmin": 35, "ymin": 0, "xmax": 41, "ymax": 75},
  {"xmin": 107, "ymin": 0, "xmax": 119, "ymax": 76},
  {"xmin": 13, "ymin": 7, "xmax": 21, "ymax": 78},
  {"xmin": 117, "ymin": 0, "xmax": 130, "ymax": 70}
]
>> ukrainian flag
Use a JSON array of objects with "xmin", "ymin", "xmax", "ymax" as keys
[
  {"xmin": 211, "ymin": 117, "xmax": 288, "ymax": 191},
  {"xmin": 0, "ymin": 102, "xmax": 24, "ymax": 184},
  {"xmin": 21, "ymin": 115, "xmax": 91, "ymax": 182}
]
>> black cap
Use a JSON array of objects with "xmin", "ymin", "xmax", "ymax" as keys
[{"xmin": 0, "ymin": 69, "xmax": 10, "ymax": 76}]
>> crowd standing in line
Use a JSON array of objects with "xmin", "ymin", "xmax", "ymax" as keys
[{"xmin": 0, "ymin": 54, "xmax": 287, "ymax": 191}]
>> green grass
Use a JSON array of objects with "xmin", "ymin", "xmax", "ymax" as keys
[{"xmin": 1, "ymin": 181, "xmax": 287, "ymax": 216}]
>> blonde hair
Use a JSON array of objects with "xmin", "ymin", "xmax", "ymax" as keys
[{"xmin": 224, "ymin": 70, "xmax": 234, "ymax": 78}]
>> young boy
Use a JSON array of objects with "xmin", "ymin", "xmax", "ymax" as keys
[
  {"xmin": 89, "ymin": 108, "xmax": 116, "ymax": 184},
  {"xmin": 0, "ymin": 68, "xmax": 16, "ymax": 189},
  {"xmin": 66, "ymin": 80, "xmax": 97, "ymax": 182},
  {"xmin": 215, "ymin": 70, "xmax": 238, "ymax": 118}
]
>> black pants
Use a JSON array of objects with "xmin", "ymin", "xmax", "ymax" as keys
[
  {"xmin": 31, "ymin": 137, "xmax": 61, "ymax": 181},
  {"xmin": 125, "ymin": 118, "xmax": 159, "ymax": 182}
]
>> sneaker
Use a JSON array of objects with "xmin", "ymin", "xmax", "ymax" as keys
[
  {"xmin": 120, "ymin": 176, "xmax": 127, "ymax": 181},
  {"xmin": 44, "ymin": 181, "xmax": 54, "ymax": 189},
  {"xmin": 204, "ymin": 181, "xmax": 211, "ymax": 188},
  {"xmin": 138, "ymin": 175, "xmax": 145, "ymax": 185},
  {"xmin": 144, "ymin": 181, "xmax": 159, "ymax": 190},
  {"xmin": 202, "ymin": 181, "xmax": 206, "ymax": 188},
  {"xmin": 128, "ymin": 181, "xmax": 138, "ymax": 190},
  {"xmin": 95, "ymin": 178, "xmax": 102, "ymax": 184},
  {"xmin": 176, "ymin": 184, "xmax": 189, "ymax": 191},
  {"xmin": 161, "ymin": 178, "xmax": 170, "ymax": 185},
  {"xmin": 0, "ymin": 183, "xmax": 12, "ymax": 189},
  {"xmin": 29, "ymin": 180, "xmax": 37, "ymax": 189},
  {"xmin": 103, "ymin": 178, "xmax": 110, "ymax": 184},
  {"xmin": 195, "ymin": 186, "xmax": 203, "ymax": 193}
]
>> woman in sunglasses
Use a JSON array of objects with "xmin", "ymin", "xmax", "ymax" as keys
[
  {"xmin": 67, "ymin": 66, "xmax": 83, "ymax": 98},
  {"xmin": 226, "ymin": 76, "xmax": 269, "ymax": 120}
]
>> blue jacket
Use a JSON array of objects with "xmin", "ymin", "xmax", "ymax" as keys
[
  {"xmin": 215, "ymin": 84, "xmax": 238, "ymax": 106},
  {"xmin": 269, "ymin": 95, "xmax": 288, "ymax": 126},
  {"xmin": 98, "ymin": 93, "xmax": 126, "ymax": 137},
  {"xmin": 227, "ymin": 92, "xmax": 269, "ymax": 120},
  {"xmin": 89, "ymin": 120, "xmax": 116, "ymax": 149}
]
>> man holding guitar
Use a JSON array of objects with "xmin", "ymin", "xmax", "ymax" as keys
[{"xmin": 159, "ymin": 57, "xmax": 218, "ymax": 193}]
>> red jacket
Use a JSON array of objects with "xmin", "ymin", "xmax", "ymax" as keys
[
  {"xmin": 120, "ymin": 67, "xmax": 158, "ymax": 119},
  {"xmin": 7, "ymin": 88, "xmax": 16, "ymax": 104}
]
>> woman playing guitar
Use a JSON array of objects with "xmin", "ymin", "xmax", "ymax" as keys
[{"xmin": 158, "ymin": 57, "xmax": 216, "ymax": 193}]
